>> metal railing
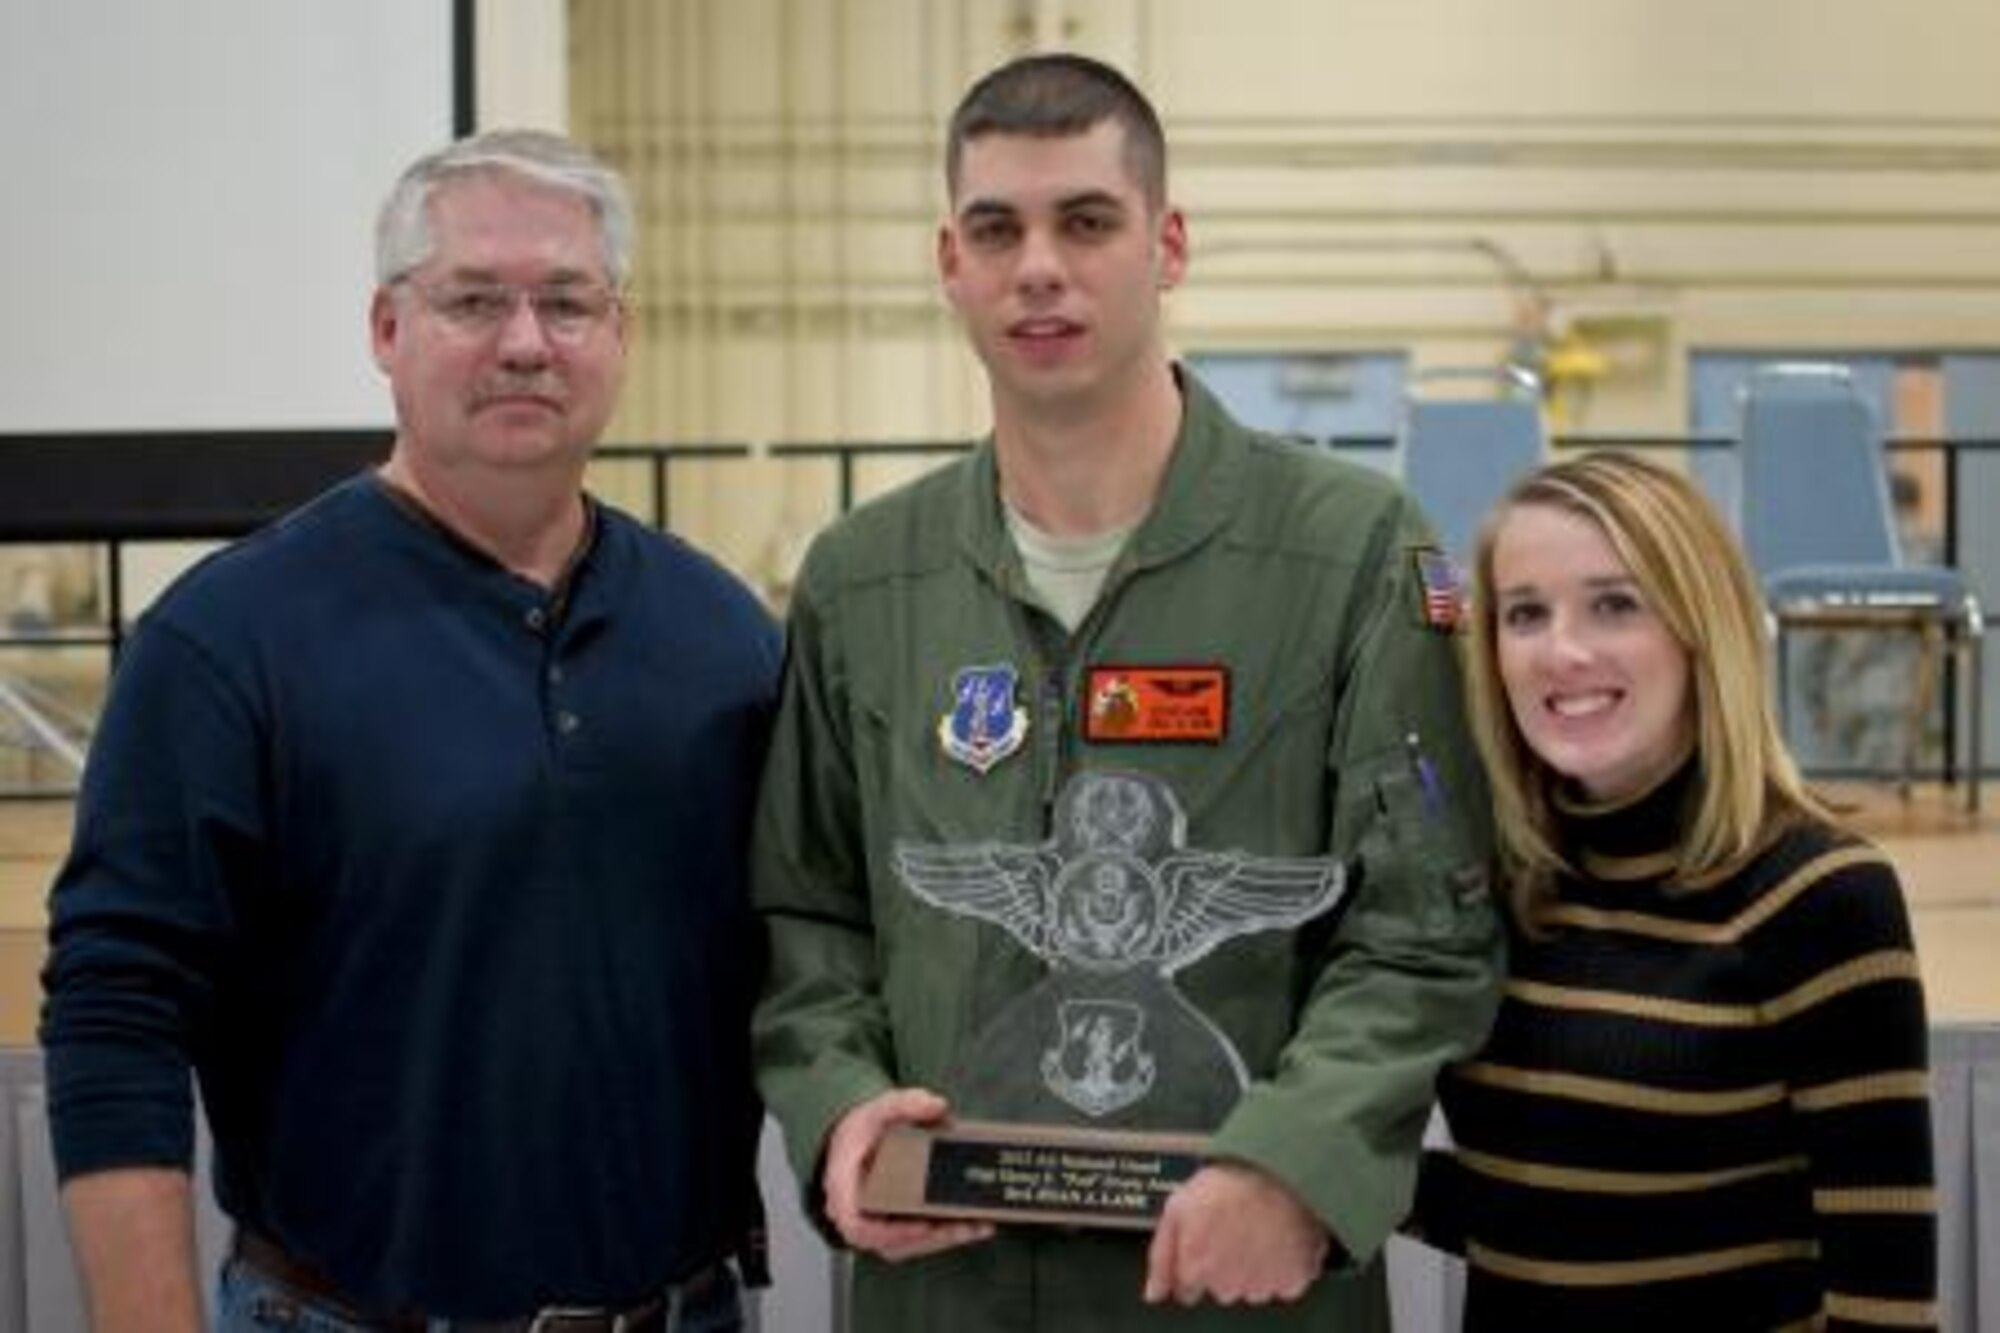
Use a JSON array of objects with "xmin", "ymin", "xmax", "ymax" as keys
[{"xmin": 6, "ymin": 431, "xmax": 1998, "ymax": 795}]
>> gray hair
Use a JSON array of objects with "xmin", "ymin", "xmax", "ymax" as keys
[{"xmin": 375, "ymin": 128, "xmax": 634, "ymax": 287}]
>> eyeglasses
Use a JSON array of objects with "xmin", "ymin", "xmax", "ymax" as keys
[{"xmin": 398, "ymin": 279, "xmax": 621, "ymax": 344}]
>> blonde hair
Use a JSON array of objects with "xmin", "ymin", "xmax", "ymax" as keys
[{"xmin": 1462, "ymin": 452, "xmax": 1827, "ymax": 927}]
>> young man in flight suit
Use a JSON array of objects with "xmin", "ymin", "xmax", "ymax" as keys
[{"xmin": 752, "ymin": 53, "xmax": 1502, "ymax": 1331}]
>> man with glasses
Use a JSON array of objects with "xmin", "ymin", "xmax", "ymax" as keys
[{"xmin": 41, "ymin": 130, "xmax": 778, "ymax": 1332}]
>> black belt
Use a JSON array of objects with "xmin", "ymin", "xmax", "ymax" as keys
[{"xmin": 229, "ymin": 1229, "xmax": 715, "ymax": 1332}]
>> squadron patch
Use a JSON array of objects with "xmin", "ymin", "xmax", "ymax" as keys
[
  {"xmin": 938, "ymin": 663, "xmax": 1029, "ymax": 773},
  {"xmin": 1411, "ymin": 546, "xmax": 1466, "ymax": 633},
  {"xmin": 1083, "ymin": 666, "xmax": 1228, "ymax": 744}
]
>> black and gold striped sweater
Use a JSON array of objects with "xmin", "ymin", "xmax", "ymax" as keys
[{"xmin": 1419, "ymin": 767, "xmax": 1937, "ymax": 1331}]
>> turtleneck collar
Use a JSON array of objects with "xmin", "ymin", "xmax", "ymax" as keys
[{"xmin": 1552, "ymin": 755, "xmax": 1699, "ymax": 885}]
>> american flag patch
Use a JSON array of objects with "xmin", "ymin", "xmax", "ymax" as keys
[{"xmin": 1412, "ymin": 547, "xmax": 1465, "ymax": 632}]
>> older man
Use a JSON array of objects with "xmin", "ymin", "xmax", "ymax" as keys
[{"xmin": 42, "ymin": 130, "xmax": 778, "ymax": 1332}]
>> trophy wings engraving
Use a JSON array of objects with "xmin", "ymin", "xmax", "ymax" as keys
[
  {"xmin": 890, "ymin": 770, "xmax": 1348, "ymax": 1123},
  {"xmin": 889, "ymin": 842, "xmax": 1062, "ymax": 959},
  {"xmin": 891, "ymin": 841, "xmax": 1344, "ymax": 976}
]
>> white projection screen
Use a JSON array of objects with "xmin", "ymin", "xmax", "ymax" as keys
[{"xmin": 0, "ymin": 1, "xmax": 459, "ymax": 434}]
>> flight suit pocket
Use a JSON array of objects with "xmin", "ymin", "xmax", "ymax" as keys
[{"xmin": 1342, "ymin": 743, "xmax": 1490, "ymax": 939}]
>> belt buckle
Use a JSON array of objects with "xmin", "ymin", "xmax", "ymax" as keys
[
  {"xmin": 525, "ymin": 1308, "xmax": 632, "ymax": 1333},
  {"xmin": 523, "ymin": 1274, "xmax": 684, "ymax": 1332}
]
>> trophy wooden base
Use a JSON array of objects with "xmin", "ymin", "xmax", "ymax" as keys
[{"xmin": 859, "ymin": 1120, "xmax": 1210, "ymax": 1231}]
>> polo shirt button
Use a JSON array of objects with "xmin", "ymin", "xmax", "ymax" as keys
[
  {"xmin": 557, "ymin": 710, "xmax": 581, "ymax": 735},
  {"xmin": 548, "ymin": 665, "xmax": 565, "ymax": 685},
  {"xmin": 524, "ymin": 607, "xmax": 547, "ymax": 633}
]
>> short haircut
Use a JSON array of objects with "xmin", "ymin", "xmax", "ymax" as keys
[
  {"xmin": 1461, "ymin": 452, "xmax": 1828, "ymax": 928},
  {"xmin": 375, "ymin": 128, "xmax": 634, "ymax": 287},
  {"xmin": 945, "ymin": 53, "xmax": 1167, "ymax": 208}
]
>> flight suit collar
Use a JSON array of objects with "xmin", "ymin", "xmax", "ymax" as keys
[{"xmin": 954, "ymin": 366, "xmax": 1247, "ymax": 586}]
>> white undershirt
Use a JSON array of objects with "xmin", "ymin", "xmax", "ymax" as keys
[{"xmin": 1004, "ymin": 502, "xmax": 1138, "ymax": 634}]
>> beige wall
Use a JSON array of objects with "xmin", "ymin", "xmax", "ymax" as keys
[
  {"xmin": 477, "ymin": 0, "xmax": 568, "ymax": 131},
  {"xmin": 477, "ymin": 0, "xmax": 2000, "ymax": 591}
]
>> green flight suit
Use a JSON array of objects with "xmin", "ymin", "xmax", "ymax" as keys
[{"xmin": 753, "ymin": 371, "xmax": 1502, "ymax": 1331}]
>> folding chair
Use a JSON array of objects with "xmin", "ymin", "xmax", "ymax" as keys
[{"xmin": 1738, "ymin": 363, "xmax": 1984, "ymax": 811}]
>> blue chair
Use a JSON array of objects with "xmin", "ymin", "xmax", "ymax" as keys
[
  {"xmin": 1739, "ymin": 363, "xmax": 1984, "ymax": 811},
  {"xmin": 1399, "ymin": 366, "xmax": 1546, "ymax": 566}
]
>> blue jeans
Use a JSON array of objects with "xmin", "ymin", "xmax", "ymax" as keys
[{"xmin": 212, "ymin": 1256, "xmax": 745, "ymax": 1333}]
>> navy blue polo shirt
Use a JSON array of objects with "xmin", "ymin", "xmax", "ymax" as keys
[{"xmin": 41, "ymin": 475, "xmax": 780, "ymax": 1317}]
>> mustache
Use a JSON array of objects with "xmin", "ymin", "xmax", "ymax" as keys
[{"xmin": 469, "ymin": 377, "xmax": 567, "ymax": 409}]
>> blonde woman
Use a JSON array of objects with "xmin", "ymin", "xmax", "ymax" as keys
[{"xmin": 1413, "ymin": 452, "xmax": 1936, "ymax": 1330}]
